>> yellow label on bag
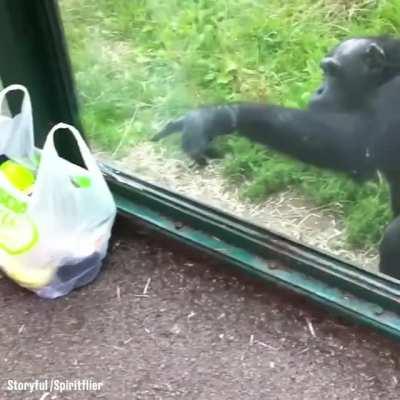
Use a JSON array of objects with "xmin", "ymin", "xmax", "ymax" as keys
[
  {"xmin": 0, "ymin": 161, "xmax": 35, "ymax": 193},
  {"xmin": 3, "ymin": 262, "xmax": 55, "ymax": 289}
]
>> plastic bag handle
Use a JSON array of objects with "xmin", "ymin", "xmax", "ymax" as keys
[
  {"xmin": 42, "ymin": 122, "xmax": 105, "ymax": 182},
  {"xmin": 0, "ymin": 84, "xmax": 35, "ymax": 168},
  {"xmin": 29, "ymin": 122, "xmax": 115, "ymax": 226},
  {"xmin": 0, "ymin": 84, "xmax": 32, "ymax": 119}
]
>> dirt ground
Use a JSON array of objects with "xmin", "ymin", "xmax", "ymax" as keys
[{"xmin": 0, "ymin": 217, "xmax": 399, "ymax": 400}]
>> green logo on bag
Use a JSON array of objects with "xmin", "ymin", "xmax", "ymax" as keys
[
  {"xmin": 0, "ymin": 208, "xmax": 38, "ymax": 255},
  {"xmin": 0, "ymin": 187, "xmax": 27, "ymax": 213},
  {"xmin": 71, "ymin": 175, "xmax": 91, "ymax": 188}
]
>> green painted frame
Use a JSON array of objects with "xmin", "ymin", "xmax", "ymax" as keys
[{"xmin": 1, "ymin": 0, "xmax": 400, "ymax": 338}]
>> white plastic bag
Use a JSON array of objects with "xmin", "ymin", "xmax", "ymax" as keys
[
  {"xmin": 0, "ymin": 84, "xmax": 116, "ymax": 298},
  {"xmin": 0, "ymin": 84, "xmax": 37, "ymax": 170}
]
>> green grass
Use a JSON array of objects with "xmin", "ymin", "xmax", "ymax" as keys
[{"xmin": 59, "ymin": 0, "xmax": 399, "ymax": 249}]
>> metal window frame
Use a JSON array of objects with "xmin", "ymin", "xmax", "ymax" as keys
[{"xmin": 1, "ymin": 0, "xmax": 400, "ymax": 339}]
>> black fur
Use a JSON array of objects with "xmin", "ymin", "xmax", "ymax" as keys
[{"xmin": 379, "ymin": 215, "xmax": 400, "ymax": 280}]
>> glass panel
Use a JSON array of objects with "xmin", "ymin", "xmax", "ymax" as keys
[{"xmin": 59, "ymin": 0, "xmax": 400, "ymax": 280}]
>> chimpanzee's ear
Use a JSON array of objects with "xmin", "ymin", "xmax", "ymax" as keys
[{"xmin": 365, "ymin": 42, "xmax": 386, "ymax": 69}]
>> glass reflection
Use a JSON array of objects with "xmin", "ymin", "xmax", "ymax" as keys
[{"xmin": 59, "ymin": 0, "xmax": 400, "ymax": 278}]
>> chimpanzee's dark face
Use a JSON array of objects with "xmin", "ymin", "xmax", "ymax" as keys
[
  {"xmin": 310, "ymin": 38, "xmax": 386, "ymax": 110},
  {"xmin": 322, "ymin": 39, "xmax": 385, "ymax": 87}
]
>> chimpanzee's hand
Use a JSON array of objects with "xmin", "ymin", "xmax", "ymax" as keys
[{"xmin": 151, "ymin": 105, "xmax": 238, "ymax": 166}]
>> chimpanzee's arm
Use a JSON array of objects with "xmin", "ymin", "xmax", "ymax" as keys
[
  {"xmin": 155, "ymin": 103, "xmax": 371, "ymax": 175},
  {"xmin": 236, "ymin": 103, "xmax": 374, "ymax": 174}
]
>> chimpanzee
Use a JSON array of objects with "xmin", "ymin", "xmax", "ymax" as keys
[
  {"xmin": 153, "ymin": 36, "xmax": 400, "ymax": 213},
  {"xmin": 153, "ymin": 36, "xmax": 400, "ymax": 279}
]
